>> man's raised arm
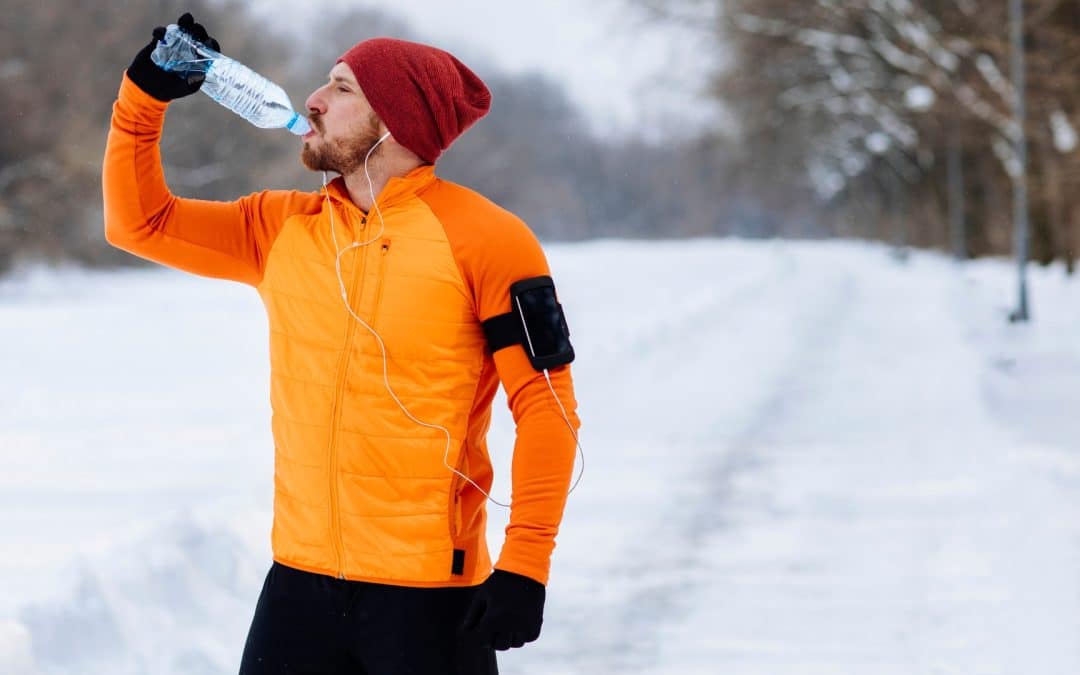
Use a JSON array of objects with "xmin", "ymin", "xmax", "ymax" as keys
[{"xmin": 103, "ymin": 14, "xmax": 313, "ymax": 286}]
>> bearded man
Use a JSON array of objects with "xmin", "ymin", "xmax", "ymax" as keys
[{"xmin": 104, "ymin": 13, "xmax": 581, "ymax": 675}]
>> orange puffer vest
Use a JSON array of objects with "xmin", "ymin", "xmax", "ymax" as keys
[{"xmin": 261, "ymin": 172, "xmax": 494, "ymax": 584}]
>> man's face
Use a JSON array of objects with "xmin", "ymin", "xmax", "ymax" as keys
[{"xmin": 301, "ymin": 62, "xmax": 384, "ymax": 175}]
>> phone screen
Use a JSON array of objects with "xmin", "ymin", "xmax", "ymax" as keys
[{"xmin": 516, "ymin": 285, "xmax": 571, "ymax": 358}]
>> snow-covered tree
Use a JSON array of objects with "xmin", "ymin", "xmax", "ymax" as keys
[{"xmin": 641, "ymin": 0, "xmax": 1080, "ymax": 265}]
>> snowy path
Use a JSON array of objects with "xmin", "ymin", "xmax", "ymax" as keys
[
  {"xmin": 642, "ymin": 253, "xmax": 1080, "ymax": 675},
  {"xmin": 504, "ymin": 244, "xmax": 1080, "ymax": 674},
  {"xmin": 4, "ymin": 241, "xmax": 1080, "ymax": 674}
]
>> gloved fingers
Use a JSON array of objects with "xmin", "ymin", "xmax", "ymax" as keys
[
  {"xmin": 177, "ymin": 13, "xmax": 196, "ymax": 32},
  {"xmin": 509, "ymin": 632, "xmax": 525, "ymax": 649},
  {"xmin": 177, "ymin": 12, "xmax": 212, "ymax": 45},
  {"xmin": 492, "ymin": 632, "xmax": 512, "ymax": 651},
  {"xmin": 206, "ymin": 37, "xmax": 220, "ymax": 52},
  {"xmin": 128, "ymin": 17, "xmax": 206, "ymax": 101},
  {"xmin": 190, "ymin": 21, "xmax": 210, "ymax": 44},
  {"xmin": 461, "ymin": 596, "xmax": 487, "ymax": 632},
  {"xmin": 523, "ymin": 623, "xmax": 542, "ymax": 642}
]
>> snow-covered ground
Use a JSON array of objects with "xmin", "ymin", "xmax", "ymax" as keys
[{"xmin": 3, "ymin": 239, "xmax": 1080, "ymax": 674}]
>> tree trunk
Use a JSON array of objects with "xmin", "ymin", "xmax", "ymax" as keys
[
  {"xmin": 1039, "ymin": 147, "xmax": 1065, "ymax": 267},
  {"xmin": 1066, "ymin": 199, "xmax": 1079, "ymax": 275},
  {"xmin": 947, "ymin": 134, "xmax": 967, "ymax": 260}
]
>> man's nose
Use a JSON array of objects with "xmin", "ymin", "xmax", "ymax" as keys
[{"xmin": 305, "ymin": 89, "xmax": 326, "ymax": 115}]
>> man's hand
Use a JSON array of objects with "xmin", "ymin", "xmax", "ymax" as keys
[
  {"xmin": 461, "ymin": 570, "xmax": 546, "ymax": 651},
  {"xmin": 126, "ymin": 12, "xmax": 220, "ymax": 102}
]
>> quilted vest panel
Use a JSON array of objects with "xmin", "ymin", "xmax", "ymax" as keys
[{"xmin": 257, "ymin": 190, "xmax": 492, "ymax": 585}]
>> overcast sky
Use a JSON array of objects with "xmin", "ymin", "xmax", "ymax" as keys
[{"xmin": 257, "ymin": 0, "xmax": 718, "ymax": 141}]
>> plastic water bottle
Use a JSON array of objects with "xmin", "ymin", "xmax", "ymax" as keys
[{"xmin": 150, "ymin": 24, "xmax": 311, "ymax": 136}]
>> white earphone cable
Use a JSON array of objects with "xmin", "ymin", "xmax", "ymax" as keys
[
  {"xmin": 321, "ymin": 134, "xmax": 581, "ymax": 509},
  {"xmin": 544, "ymin": 369, "xmax": 585, "ymax": 494}
]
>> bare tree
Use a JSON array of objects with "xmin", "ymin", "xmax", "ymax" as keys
[{"xmin": 637, "ymin": 0, "xmax": 1080, "ymax": 264}]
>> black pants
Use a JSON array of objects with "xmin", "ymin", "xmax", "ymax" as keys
[{"xmin": 239, "ymin": 562, "xmax": 498, "ymax": 675}]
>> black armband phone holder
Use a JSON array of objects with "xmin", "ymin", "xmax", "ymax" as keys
[{"xmin": 482, "ymin": 275, "xmax": 575, "ymax": 371}]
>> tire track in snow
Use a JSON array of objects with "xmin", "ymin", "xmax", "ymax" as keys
[
  {"xmin": 544, "ymin": 258, "xmax": 859, "ymax": 673},
  {"xmin": 597, "ymin": 255, "xmax": 1080, "ymax": 675}
]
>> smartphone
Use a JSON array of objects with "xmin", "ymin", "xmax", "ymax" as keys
[{"xmin": 510, "ymin": 276, "xmax": 575, "ymax": 371}]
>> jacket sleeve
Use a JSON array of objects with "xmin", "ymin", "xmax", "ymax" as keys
[
  {"xmin": 466, "ymin": 219, "xmax": 581, "ymax": 586},
  {"xmin": 102, "ymin": 73, "xmax": 311, "ymax": 286}
]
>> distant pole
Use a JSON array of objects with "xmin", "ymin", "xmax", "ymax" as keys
[
  {"xmin": 889, "ymin": 169, "xmax": 900, "ymax": 247},
  {"xmin": 1009, "ymin": 0, "xmax": 1031, "ymax": 322},
  {"xmin": 947, "ymin": 132, "xmax": 966, "ymax": 260},
  {"xmin": 890, "ymin": 169, "xmax": 907, "ymax": 249}
]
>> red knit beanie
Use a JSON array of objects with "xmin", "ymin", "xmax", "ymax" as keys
[{"xmin": 337, "ymin": 38, "xmax": 491, "ymax": 164}]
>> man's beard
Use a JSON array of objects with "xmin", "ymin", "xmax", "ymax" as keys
[{"xmin": 301, "ymin": 112, "xmax": 383, "ymax": 175}]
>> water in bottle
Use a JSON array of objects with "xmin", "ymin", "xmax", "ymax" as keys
[{"xmin": 151, "ymin": 25, "xmax": 311, "ymax": 136}]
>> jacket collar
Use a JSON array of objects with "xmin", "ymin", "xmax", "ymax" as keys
[{"xmin": 323, "ymin": 164, "xmax": 437, "ymax": 213}]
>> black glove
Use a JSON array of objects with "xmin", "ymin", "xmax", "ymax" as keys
[
  {"xmin": 126, "ymin": 12, "xmax": 220, "ymax": 102},
  {"xmin": 461, "ymin": 570, "xmax": 546, "ymax": 651}
]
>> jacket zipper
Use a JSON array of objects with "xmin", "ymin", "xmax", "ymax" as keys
[
  {"xmin": 360, "ymin": 238, "xmax": 464, "ymax": 543},
  {"xmin": 369, "ymin": 238, "xmax": 392, "ymax": 325},
  {"xmin": 326, "ymin": 212, "xmax": 367, "ymax": 579}
]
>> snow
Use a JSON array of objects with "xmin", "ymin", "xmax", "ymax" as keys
[
  {"xmin": 1051, "ymin": 110, "xmax": 1077, "ymax": 154},
  {"xmin": 865, "ymin": 131, "xmax": 892, "ymax": 154},
  {"xmin": 809, "ymin": 160, "xmax": 847, "ymax": 199},
  {"xmin": 992, "ymin": 135, "xmax": 1023, "ymax": 179},
  {"xmin": 904, "ymin": 84, "xmax": 936, "ymax": 111},
  {"xmin": 4, "ymin": 239, "xmax": 1080, "ymax": 673},
  {"xmin": 975, "ymin": 53, "xmax": 1013, "ymax": 107}
]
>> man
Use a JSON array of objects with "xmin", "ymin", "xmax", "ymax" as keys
[{"xmin": 104, "ymin": 13, "xmax": 581, "ymax": 674}]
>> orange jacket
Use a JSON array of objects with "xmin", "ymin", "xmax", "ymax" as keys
[{"xmin": 102, "ymin": 74, "xmax": 580, "ymax": 587}]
